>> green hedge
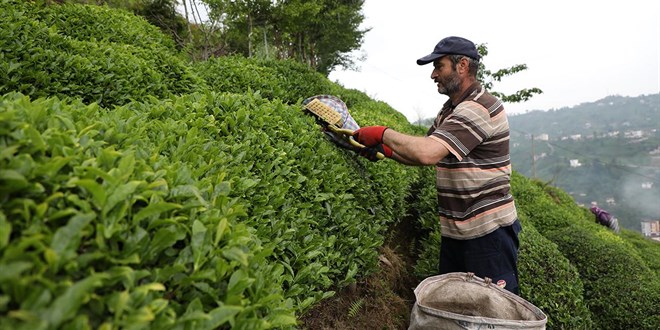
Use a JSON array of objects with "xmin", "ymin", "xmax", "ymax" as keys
[
  {"xmin": 0, "ymin": 93, "xmax": 295, "ymax": 329},
  {"xmin": 193, "ymin": 56, "xmax": 338, "ymax": 105},
  {"xmin": 34, "ymin": 3, "xmax": 177, "ymax": 52},
  {"xmin": 516, "ymin": 215, "xmax": 593, "ymax": 329},
  {"xmin": 3, "ymin": 1, "xmax": 658, "ymax": 329},
  {"xmin": 620, "ymin": 230, "xmax": 660, "ymax": 275},
  {"xmin": 513, "ymin": 173, "xmax": 660, "ymax": 329},
  {"xmin": 0, "ymin": 90, "xmax": 429, "ymax": 328},
  {"xmin": 551, "ymin": 227, "xmax": 660, "ymax": 329},
  {"xmin": 0, "ymin": 1, "xmax": 204, "ymax": 108}
]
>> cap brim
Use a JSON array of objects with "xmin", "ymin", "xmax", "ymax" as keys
[{"xmin": 416, "ymin": 53, "xmax": 445, "ymax": 65}]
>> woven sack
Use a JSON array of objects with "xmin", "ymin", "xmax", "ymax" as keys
[{"xmin": 409, "ymin": 272, "xmax": 547, "ymax": 330}]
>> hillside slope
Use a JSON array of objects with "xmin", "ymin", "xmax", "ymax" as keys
[
  {"xmin": 509, "ymin": 94, "xmax": 660, "ymax": 231},
  {"xmin": 0, "ymin": 2, "xmax": 658, "ymax": 329}
]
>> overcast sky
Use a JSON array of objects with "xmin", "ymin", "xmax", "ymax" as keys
[{"xmin": 328, "ymin": 0, "xmax": 660, "ymax": 122}]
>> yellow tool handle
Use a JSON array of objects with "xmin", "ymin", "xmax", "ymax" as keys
[{"xmin": 326, "ymin": 126, "xmax": 385, "ymax": 160}]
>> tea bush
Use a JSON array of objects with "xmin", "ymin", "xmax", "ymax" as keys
[
  {"xmin": 0, "ymin": 1, "xmax": 204, "ymax": 108},
  {"xmin": 513, "ymin": 173, "xmax": 660, "ymax": 329},
  {"xmin": 2, "ymin": 1, "xmax": 658, "ymax": 328},
  {"xmin": 0, "ymin": 93, "xmax": 296, "ymax": 329},
  {"xmin": 193, "ymin": 56, "xmax": 337, "ymax": 104},
  {"xmin": 516, "ymin": 214, "xmax": 593, "ymax": 329},
  {"xmin": 620, "ymin": 230, "xmax": 660, "ymax": 275},
  {"xmin": 0, "ymin": 88, "xmax": 433, "ymax": 328},
  {"xmin": 33, "ymin": 3, "xmax": 177, "ymax": 52}
]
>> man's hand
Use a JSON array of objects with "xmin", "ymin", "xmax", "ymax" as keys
[
  {"xmin": 358, "ymin": 144, "xmax": 392, "ymax": 162},
  {"xmin": 353, "ymin": 126, "xmax": 388, "ymax": 147}
]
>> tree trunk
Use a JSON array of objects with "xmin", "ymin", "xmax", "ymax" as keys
[{"xmin": 248, "ymin": 14, "xmax": 253, "ymax": 57}]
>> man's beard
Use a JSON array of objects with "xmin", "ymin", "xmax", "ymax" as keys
[{"xmin": 436, "ymin": 71, "xmax": 461, "ymax": 95}]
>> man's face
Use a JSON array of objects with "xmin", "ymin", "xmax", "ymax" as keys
[{"xmin": 431, "ymin": 56, "xmax": 461, "ymax": 96}]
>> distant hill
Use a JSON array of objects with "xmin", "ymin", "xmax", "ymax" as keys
[{"xmin": 508, "ymin": 93, "xmax": 660, "ymax": 232}]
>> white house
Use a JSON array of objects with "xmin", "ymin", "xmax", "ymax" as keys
[{"xmin": 570, "ymin": 159, "xmax": 582, "ymax": 167}]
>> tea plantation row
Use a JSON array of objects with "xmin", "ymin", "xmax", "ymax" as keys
[{"xmin": 1, "ymin": 1, "xmax": 658, "ymax": 329}]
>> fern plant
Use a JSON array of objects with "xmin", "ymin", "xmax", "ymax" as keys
[{"xmin": 348, "ymin": 298, "xmax": 364, "ymax": 318}]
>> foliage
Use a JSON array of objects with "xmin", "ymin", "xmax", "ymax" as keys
[
  {"xmin": 475, "ymin": 44, "xmax": 543, "ymax": 103},
  {"xmin": 0, "ymin": 87, "xmax": 430, "ymax": 327},
  {"xmin": 516, "ymin": 214, "xmax": 593, "ymax": 329},
  {"xmin": 35, "ymin": 2, "xmax": 177, "ymax": 52},
  {"xmin": 0, "ymin": 93, "xmax": 296, "ymax": 329},
  {"xmin": 1, "ymin": 2, "xmax": 658, "ymax": 329},
  {"xmin": 347, "ymin": 298, "xmax": 364, "ymax": 318},
  {"xmin": 133, "ymin": 0, "xmax": 190, "ymax": 49},
  {"xmin": 620, "ymin": 230, "xmax": 660, "ymax": 275},
  {"xmin": 0, "ymin": 1, "xmax": 205, "ymax": 108},
  {"xmin": 202, "ymin": 0, "xmax": 369, "ymax": 75},
  {"xmin": 192, "ymin": 55, "xmax": 338, "ymax": 104},
  {"xmin": 512, "ymin": 172, "xmax": 660, "ymax": 329},
  {"xmin": 406, "ymin": 173, "xmax": 441, "ymax": 278},
  {"xmin": 551, "ymin": 227, "xmax": 660, "ymax": 329}
]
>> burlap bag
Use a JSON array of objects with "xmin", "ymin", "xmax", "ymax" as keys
[{"xmin": 409, "ymin": 272, "xmax": 547, "ymax": 330}]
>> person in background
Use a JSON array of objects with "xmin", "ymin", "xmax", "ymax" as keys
[
  {"xmin": 589, "ymin": 202, "xmax": 620, "ymax": 233},
  {"xmin": 352, "ymin": 36, "xmax": 522, "ymax": 295}
]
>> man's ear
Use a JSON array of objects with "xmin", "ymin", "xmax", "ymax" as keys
[{"xmin": 458, "ymin": 57, "xmax": 469, "ymax": 74}]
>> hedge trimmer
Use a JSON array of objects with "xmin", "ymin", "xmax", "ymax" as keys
[{"xmin": 302, "ymin": 95, "xmax": 384, "ymax": 160}]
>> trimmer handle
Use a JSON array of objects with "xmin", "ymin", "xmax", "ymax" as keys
[{"xmin": 326, "ymin": 126, "xmax": 385, "ymax": 160}]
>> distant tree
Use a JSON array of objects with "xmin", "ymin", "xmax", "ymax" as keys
[
  {"xmin": 135, "ymin": 0, "xmax": 189, "ymax": 49},
  {"xmin": 203, "ymin": 0, "xmax": 273, "ymax": 57},
  {"xmin": 202, "ymin": 0, "xmax": 369, "ymax": 75},
  {"xmin": 476, "ymin": 44, "xmax": 543, "ymax": 104}
]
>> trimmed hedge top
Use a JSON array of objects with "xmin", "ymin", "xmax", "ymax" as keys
[{"xmin": 0, "ymin": 1, "xmax": 658, "ymax": 329}]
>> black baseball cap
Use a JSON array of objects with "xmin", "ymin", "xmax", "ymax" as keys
[{"xmin": 416, "ymin": 36, "xmax": 480, "ymax": 65}]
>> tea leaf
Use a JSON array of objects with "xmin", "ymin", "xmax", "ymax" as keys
[
  {"xmin": 0, "ymin": 212, "xmax": 10, "ymax": 249},
  {"xmin": 43, "ymin": 273, "xmax": 107, "ymax": 328},
  {"xmin": 50, "ymin": 212, "xmax": 95, "ymax": 264},
  {"xmin": 69, "ymin": 178, "xmax": 106, "ymax": 207},
  {"xmin": 103, "ymin": 180, "xmax": 142, "ymax": 216},
  {"xmin": 133, "ymin": 202, "xmax": 181, "ymax": 223}
]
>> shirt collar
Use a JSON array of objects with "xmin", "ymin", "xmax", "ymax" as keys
[{"xmin": 443, "ymin": 82, "xmax": 482, "ymax": 110}]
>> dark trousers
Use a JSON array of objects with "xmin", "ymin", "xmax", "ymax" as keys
[{"xmin": 439, "ymin": 220, "xmax": 522, "ymax": 295}]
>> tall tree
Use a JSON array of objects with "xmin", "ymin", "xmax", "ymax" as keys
[
  {"xmin": 204, "ymin": 0, "xmax": 274, "ymax": 57},
  {"xmin": 203, "ymin": 0, "xmax": 368, "ymax": 75}
]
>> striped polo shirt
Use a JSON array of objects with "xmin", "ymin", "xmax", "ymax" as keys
[{"xmin": 427, "ymin": 82, "xmax": 518, "ymax": 240}]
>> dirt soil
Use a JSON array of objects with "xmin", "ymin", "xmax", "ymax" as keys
[{"xmin": 299, "ymin": 216, "xmax": 422, "ymax": 330}]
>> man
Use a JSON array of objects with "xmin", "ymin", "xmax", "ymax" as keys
[{"xmin": 353, "ymin": 36, "xmax": 522, "ymax": 295}]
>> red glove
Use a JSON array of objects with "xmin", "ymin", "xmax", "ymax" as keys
[
  {"xmin": 359, "ymin": 144, "xmax": 392, "ymax": 162},
  {"xmin": 353, "ymin": 126, "xmax": 388, "ymax": 147}
]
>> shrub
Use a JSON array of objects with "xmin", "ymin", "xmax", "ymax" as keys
[
  {"xmin": 620, "ymin": 230, "xmax": 660, "ymax": 275},
  {"xmin": 517, "ymin": 215, "xmax": 593, "ymax": 329},
  {"xmin": 550, "ymin": 227, "xmax": 660, "ymax": 329},
  {"xmin": 193, "ymin": 56, "xmax": 337, "ymax": 104},
  {"xmin": 0, "ymin": 93, "xmax": 296, "ymax": 329},
  {"xmin": 512, "ymin": 172, "xmax": 660, "ymax": 329},
  {"xmin": 0, "ymin": 2, "xmax": 204, "ymax": 108},
  {"xmin": 0, "ymin": 89, "xmax": 431, "ymax": 327},
  {"xmin": 34, "ymin": 3, "xmax": 177, "ymax": 52}
]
